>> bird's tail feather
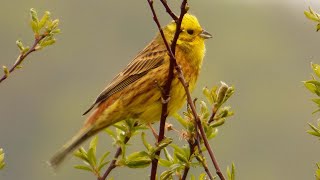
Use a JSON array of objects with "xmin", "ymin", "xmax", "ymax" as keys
[{"xmin": 48, "ymin": 126, "xmax": 93, "ymax": 169}]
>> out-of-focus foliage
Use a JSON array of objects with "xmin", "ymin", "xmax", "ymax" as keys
[
  {"xmin": 316, "ymin": 163, "xmax": 320, "ymax": 180},
  {"xmin": 304, "ymin": 63, "xmax": 320, "ymax": 179},
  {"xmin": 305, "ymin": 6, "xmax": 320, "ymax": 31},
  {"xmin": 304, "ymin": 63, "xmax": 320, "ymax": 138},
  {"xmin": 227, "ymin": 163, "xmax": 236, "ymax": 180},
  {"xmin": 0, "ymin": 148, "xmax": 5, "ymax": 170},
  {"xmin": 73, "ymin": 82, "xmax": 235, "ymax": 179}
]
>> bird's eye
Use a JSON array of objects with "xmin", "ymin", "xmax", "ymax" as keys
[{"xmin": 187, "ymin": 29, "xmax": 194, "ymax": 35}]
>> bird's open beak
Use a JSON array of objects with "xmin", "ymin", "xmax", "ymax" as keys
[{"xmin": 200, "ymin": 30, "xmax": 212, "ymax": 39}]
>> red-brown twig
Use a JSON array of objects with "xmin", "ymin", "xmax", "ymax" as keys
[
  {"xmin": 159, "ymin": 0, "xmax": 178, "ymax": 21},
  {"xmin": 147, "ymin": 0, "xmax": 226, "ymax": 179},
  {"xmin": 0, "ymin": 35, "xmax": 46, "ymax": 84},
  {"xmin": 147, "ymin": 0, "xmax": 188, "ymax": 179}
]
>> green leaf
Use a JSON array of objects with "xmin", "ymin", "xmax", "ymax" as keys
[
  {"xmin": 99, "ymin": 151, "xmax": 110, "ymax": 166},
  {"xmin": 16, "ymin": 40, "xmax": 24, "ymax": 51},
  {"xmin": 216, "ymin": 82, "xmax": 229, "ymax": 104},
  {"xmin": 113, "ymin": 124, "xmax": 127, "ymax": 132},
  {"xmin": 171, "ymin": 144, "xmax": 188, "ymax": 163},
  {"xmin": 160, "ymin": 169, "xmax": 175, "ymax": 180},
  {"xmin": 141, "ymin": 132, "xmax": 152, "ymax": 151},
  {"xmin": 307, "ymin": 123, "xmax": 320, "ymax": 137},
  {"xmin": 51, "ymin": 29, "xmax": 61, "ymax": 34},
  {"xmin": 305, "ymin": 80, "xmax": 320, "ymax": 87},
  {"xmin": 227, "ymin": 163, "xmax": 236, "ymax": 180},
  {"xmin": 312, "ymin": 63, "xmax": 320, "ymax": 78},
  {"xmin": 173, "ymin": 113, "xmax": 188, "ymax": 128},
  {"xmin": 312, "ymin": 98, "xmax": 320, "ymax": 105},
  {"xmin": 50, "ymin": 19, "xmax": 59, "ymax": 30},
  {"xmin": 73, "ymin": 147, "xmax": 88, "ymax": 162},
  {"xmin": 199, "ymin": 173, "xmax": 207, "ymax": 180},
  {"xmin": 0, "ymin": 148, "xmax": 5, "ymax": 170},
  {"xmin": 207, "ymin": 128, "xmax": 218, "ymax": 139},
  {"xmin": 200, "ymin": 101, "xmax": 209, "ymax": 120},
  {"xmin": 74, "ymin": 165, "xmax": 93, "ymax": 172},
  {"xmin": 164, "ymin": 148, "xmax": 173, "ymax": 162},
  {"xmin": 305, "ymin": 7, "xmax": 320, "ymax": 22},
  {"xmin": 38, "ymin": 11, "xmax": 50, "ymax": 29},
  {"xmin": 304, "ymin": 81, "xmax": 320, "ymax": 95},
  {"xmin": 210, "ymin": 118, "xmax": 225, "ymax": 128},
  {"xmin": 175, "ymin": 152, "xmax": 188, "ymax": 163},
  {"xmin": 159, "ymin": 159, "xmax": 172, "ymax": 167},
  {"xmin": 30, "ymin": 8, "xmax": 39, "ymax": 23},
  {"xmin": 171, "ymin": 144, "xmax": 186, "ymax": 157},
  {"xmin": 89, "ymin": 136, "xmax": 98, "ymax": 153},
  {"xmin": 190, "ymin": 174, "xmax": 196, "ymax": 180},
  {"xmin": 203, "ymin": 87, "xmax": 213, "ymax": 104},
  {"xmin": 40, "ymin": 39, "xmax": 56, "ymax": 47},
  {"xmin": 104, "ymin": 128, "xmax": 116, "ymax": 140},
  {"xmin": 3, "ymin": 66, "xmax": 9, "ymax": 77},
  {"xmin": 98, "ymin": 160, "xmax": 110, "ymax": 171},
  {"xmin": 30, "ymin": 8, "xmax": 39, "ymax": 34},
  {"xmin": 156, "ymin": 137, "xmax": 173, "ymax": 151},
  {"xmin": 316, "ymin": 163, "xmax": 320, "ymax": 180},
  {"xmin": 87, "ymin": 147, "xmax": 97, "ymax": 166},
  {"xmin": 125, "ymin": 151, "xmax": 151, "ymax": 168}
]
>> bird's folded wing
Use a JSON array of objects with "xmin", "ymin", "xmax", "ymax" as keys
[{"xmin": 83, "ymin": 41, "xmax": 167, "ymax": 115}]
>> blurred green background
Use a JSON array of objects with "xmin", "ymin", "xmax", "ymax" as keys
[{"xmin": 1, "ymin": 0, "xmax": 320, "ymax": 179}]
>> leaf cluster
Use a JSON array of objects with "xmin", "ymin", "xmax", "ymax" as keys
[
  {"xmin": 304, "ymin": 63, "xmax": 320, "ymax": 179},
  {"xmin": 1, "ymin": 8, "xmax": 60, "ymax": 82},
  {"xmin": 304, "ymin": 63, "xmax": 320, "ymax": 138}
]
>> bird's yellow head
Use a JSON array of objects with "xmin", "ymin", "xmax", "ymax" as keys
[{"xmin": 163, "ymin": 13, "xmax": 212, "ymax": 49}]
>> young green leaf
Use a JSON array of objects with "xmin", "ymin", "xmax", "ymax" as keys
[
  {"xmin": 227, "ymin": 163, "xmax": 236, "ymax": 180},
  {"xmin": 124, "ymin": 151, "xmax": 151, "ymax": 168},
  {"xmin": 312, "ymin": 63, "xmax": 320, "ymax": 78},
  {"xmin": 74, "ymin": 165, "xmax": 93, "ymax": 172}
]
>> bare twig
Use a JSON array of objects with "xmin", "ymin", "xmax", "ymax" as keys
[
  {"xmin": 0, "ymin": 35, "xmax": 46, "ymax": 84},
  {"xmin": 159, "ymin": 0, "xmax": 178, "ymax": 21},
  {"xmin": 147, "ymin": 0, "xmax": 188, "ymax": 179}
]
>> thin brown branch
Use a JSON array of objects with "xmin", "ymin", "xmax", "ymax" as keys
[
  {"xmin": 175, "ymin": 68, "xmax": 226, "ymax": 180},
  {"xmin": 99, "ymin": 136, "xmax": 130, "ymax": 180},
  {"xmin": 147, "ymin": 0, "xmax": 225, "ymax": 179},
  {"xmin": 0, "ymin": 35, "xmax": 46, "ymax": 84},
  {"xmin": 159, "ymin": 0, "xmax": 178, "ymax": 21},
  {"xmin": 147, "ymin": 0, "xmax": 188, "ymax": 179},
  {"xmin": 208, "ymin": 106, "xmax": 217, "ymax": 124},
  {"xmin": 194, "ymin": 138, "xmax": 214, "ymax": 180}
]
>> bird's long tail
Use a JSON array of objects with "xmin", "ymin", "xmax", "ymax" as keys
[{"xmin": 48, "ymin": 125, "xmax": 94, "ymax": 169}]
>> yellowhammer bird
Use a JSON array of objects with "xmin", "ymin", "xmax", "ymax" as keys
[{"xmin": 49, "ymin": 13, "xmax": 212, "ymax": 168}]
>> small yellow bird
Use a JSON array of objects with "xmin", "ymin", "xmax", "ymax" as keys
[{"xmin": 49, "ymin": 13, "xmax": 212, "ymax": 168}]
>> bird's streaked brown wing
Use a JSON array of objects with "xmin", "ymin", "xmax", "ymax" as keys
[{"xmin": 83, "ymin": 41, "xmax": 167, "ymax": 115}]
